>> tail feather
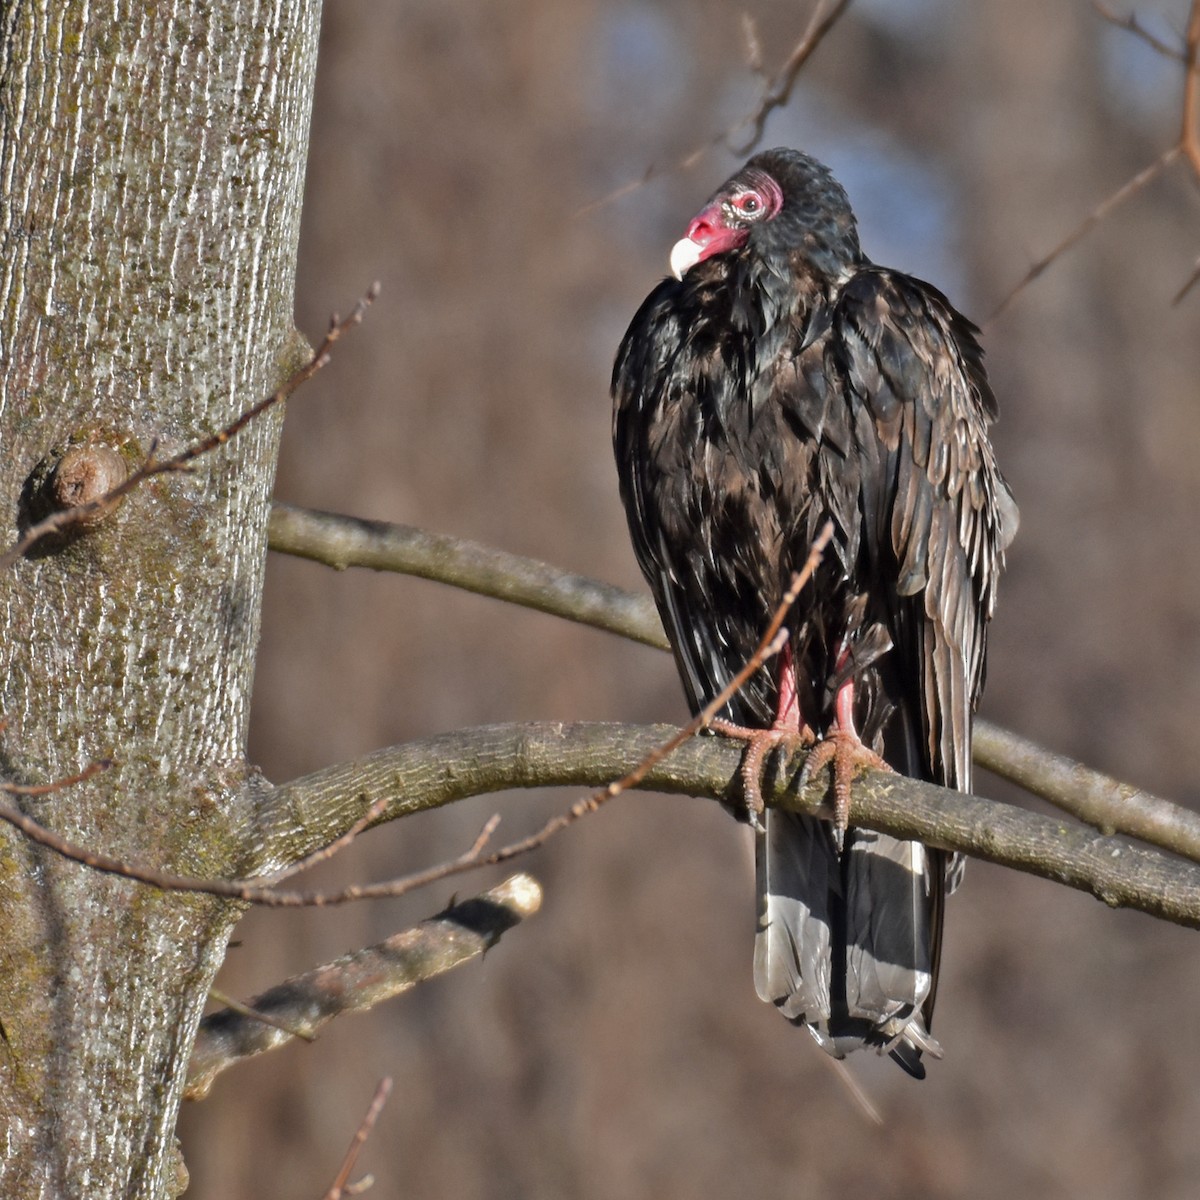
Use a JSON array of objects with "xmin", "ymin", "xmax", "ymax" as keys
[
  {"xmin": 753, "ymin": 809, "xmax": 835, "ymax": 1022},
  {"xmin": 753, "ymin": 809, "xmax": 943, "ymax": 1075}
]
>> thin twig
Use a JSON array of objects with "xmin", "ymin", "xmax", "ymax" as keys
[
  {"xmin": 0, "ymin": 791, "xmax": 497, "ymax": 907},
  {"xmin": 1173, "ymin": 251, "xmax": 1200, "ymax": 302},
  {"xmin": 987, "ymin": 147, "xmax": 1179, "ymax": 323},
  {"xmin": 0, "ymin": 759, "xmax": 111, "ymax": 796},
  {"xmin": 465, "ymin": 813, "xmax": 503, "ymax": 857},
  {"xmin": 322, "ymin": 1077, "xmax": 392, "ymax": 1200},
  {"xmin": 742, "ymin": 14, "xmax": 765, "ymax": 77},
  {"xmin": 206, "ymin": 988, "xmax": 317, "ymax": 1044},
  {"xmin": 575, "ymin": 1, "xmax": 852, "ymax": 218},
  {"xmin": 821, "ymin": 1055, "xmax": 884, "ymax": 1127},
  {"xmin": 728, "ymin": 0, "xmax": 854, "ymax": 156},
  {"xmin": 993, "ymin": 0, "xmax": 1200, "ymax": 319},
  {"xmin": 574, "ymin": 143, "xmax": 722, "ymax": 221},
  {"xmin": 0, "ymin": 526, "xmax": 830, "ymax": 908},
  {"xmin": 0, "ymin": 283, "xmax": 380, "ymax": 572},
  {"xmin": 251, "ymin": 796, "xmax": 390, "ymax": 886},
  {"xmin": 1092, "ymin": 2, "xmax": 1188, "ymax": 62}
]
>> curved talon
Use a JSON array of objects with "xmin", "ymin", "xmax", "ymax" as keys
[
  {"xmin": 798, "ymin": 728, "xmax": 893, "ymax": 837},
  {"xmin": 711, "ymin": 719, "xmax": 814, "ymax": 832}
]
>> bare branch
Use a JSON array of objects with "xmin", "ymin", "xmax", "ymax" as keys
[
  {"xmin": 742, "ymin": 14, "xmax": 766, "ymax": 78},
  {"xmin": 575, "ymin": 0, "xmax": 852, "ymax": 218},
  {"xmin": 993, "ymin": 0, "xmax": 1200, "ymax": 319},
  {"xmin": 0, "ymin": 283, "xmax": 380, "ymax": 571},
  {"xmin": 1182, "ymin": 0, "xmax": 1200, "ymax": 179},
  {"xmin": 1173, "ymin": 251, "xmax": 1200, "ymax": 302},
  {"xmin": 206, "ymin": 988, "xmax": 316, "ymax": 1044},
  {"xmin": 728, "ymin": 0, "xmax": 855, "ymax": 156},
  {"xmin": 0, "ymin": 759, "xmax": 111, "ymax": 796},
  {"xmin": 249, "ymin": 723, "xmax": 1200, "ymax": 930},
  {"xmin": 1173, "ymin": 1, "xmax": 1200, "ymax": 299},
  {"xmin": 1092, "ymin": 2, "xmax": 1188, "ymax": 62},
  {"xmin": 986, "ymin": 147, "xmax": 1179, "ymax": 323},
  {"xmin": 321, "ymin": 1077, "xmax": 393, "ymax": 1200},
  {"xmin": 821, "ymin": 1055, "xmax": 883, "ymax": 1127},
  {"xmin": 268, "ymin": 502, "xmax": 665, "ymax": 650},
  {"xmin": 267, "ymin": 504, "xmax": 1193, "ymax": 856},
  {"xmin": 0, "ymin": 787, "xmax": 508, "ymax": 908},
  {"xmin": 185, "ymin": 874, "xmax": 542, "ymax": 1099},
  {"xmin": 5, "ymin": 723, "xmax": 1200, "ymax": 927},
  {"xmin": 973, "ymin": 722, "xmax": 1200, "ymax": 860}
]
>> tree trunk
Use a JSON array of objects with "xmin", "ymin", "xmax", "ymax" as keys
[{"xmin": 0, "ymin": 3, "xmax": 321, "ymax": 1195}]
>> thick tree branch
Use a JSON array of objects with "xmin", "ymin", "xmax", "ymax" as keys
[
  {"xmin": 254, "ymin": 723, "xmax": 1200, "ymax": 929},
  {"xmin": 267, "ymin": 505, "xmax": 1198, "ymax": 860},
  {"xmin": 6, "ymin": 723, "xmax": 1199, "ymax": 928},
  {"xmin": 185, "ymin": 873, "xmax": 542, "ymax": 1099},
  {"xmin": 972, "ymin": 722, "xmax": 1200, "ymax": 861}
]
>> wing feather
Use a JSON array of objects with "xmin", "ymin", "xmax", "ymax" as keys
[{"xmin": 834, "ymin": 267, "xmax": 1016, "ymax": 792}]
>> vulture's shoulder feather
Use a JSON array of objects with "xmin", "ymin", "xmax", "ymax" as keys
[{"xmin": 830, "ymin": 266, "xmax": 1017, "ymax": 787}]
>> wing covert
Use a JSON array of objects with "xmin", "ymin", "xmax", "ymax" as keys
[{"xmin": 834, "ymin": 268, "xmax": 1017, "ymax": 790}]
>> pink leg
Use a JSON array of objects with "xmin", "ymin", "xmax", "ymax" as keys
[
  {"xmin": 834, "ymin": 670, "xmax": 857, "ymax": 735},
  {"xmin": 800, "ymin": 647, "xmax": 892, "ymax": 837},
  {"xmin": 776, "ymin": 643, "xmax": 802, "ymax": 733},
  {"xmin": 711, "ymin": 643, "xmax": 813, "ymax": 831}
]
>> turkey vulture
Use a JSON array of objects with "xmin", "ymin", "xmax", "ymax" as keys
[{"xmin": 612, "ymin": 148, "xmax": 1017, "ymax": 1076}]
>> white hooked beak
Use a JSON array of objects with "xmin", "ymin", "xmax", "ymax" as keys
[{"xmin": 669, "ymin": 236, "xmax": 704, "ymax": 281}]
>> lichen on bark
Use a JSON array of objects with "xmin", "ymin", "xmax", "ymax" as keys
[{"xmin": 0, "ymin": 4, "xmax": 323, "ymax": 1195}]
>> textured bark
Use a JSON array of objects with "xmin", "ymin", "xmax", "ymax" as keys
[
  {"xmin": 248, "ymin": 722, "xmax": 1200, "ymax": 929},
  {"xmin": 0, "ymin": 4, "xmax": 321, "ymax": 1197},
  {"xmin": 185, "ymin": 873, "xmax": 544, "ymax": 1100},
  {"xmin": 266, "ymin": 504, "xmax": 1199, "ymax": 861},
  {"xmin": 268, "ymin": 501, "xmax": 665, "ymax": 648}
]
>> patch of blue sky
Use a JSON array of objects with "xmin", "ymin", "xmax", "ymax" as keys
[
  {"xmin": 587, "ymin": 4, "xmax": 688, "ymax": 125},
  {"xmin": 1098, "ymin": 6, "xmax": 1183, "ymax": 125},
  {"xmin": 853, "ymin": 0, "xmax": 955, "ymax": 41}
]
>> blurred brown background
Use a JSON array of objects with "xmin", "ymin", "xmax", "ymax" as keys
[{"xmin": 180, "ymin": 2, "xmax": 1200, "ymax": 1196}]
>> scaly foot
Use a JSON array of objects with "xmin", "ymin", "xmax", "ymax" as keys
[
  {"xmin": 798, "ymin": 728, "xmax": 893, "ymax": 838},
  {"xmin": 710, "ymin": 719, "xmax": 815, "ymax": 832}
]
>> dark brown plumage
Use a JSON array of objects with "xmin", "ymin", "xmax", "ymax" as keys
[{"xmin": 612, "ymin": 148, "xmax": 1016, "ymax": 1075}]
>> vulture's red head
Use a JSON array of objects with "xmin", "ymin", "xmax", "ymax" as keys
[{"xmin": 669, "ymin": 148, "xmax": 863, "ymax": 282}]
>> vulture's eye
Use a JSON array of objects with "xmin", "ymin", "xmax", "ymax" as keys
[{"xmin": 730, "ymin": 191, "xmax": 764, "ymax": 219}]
